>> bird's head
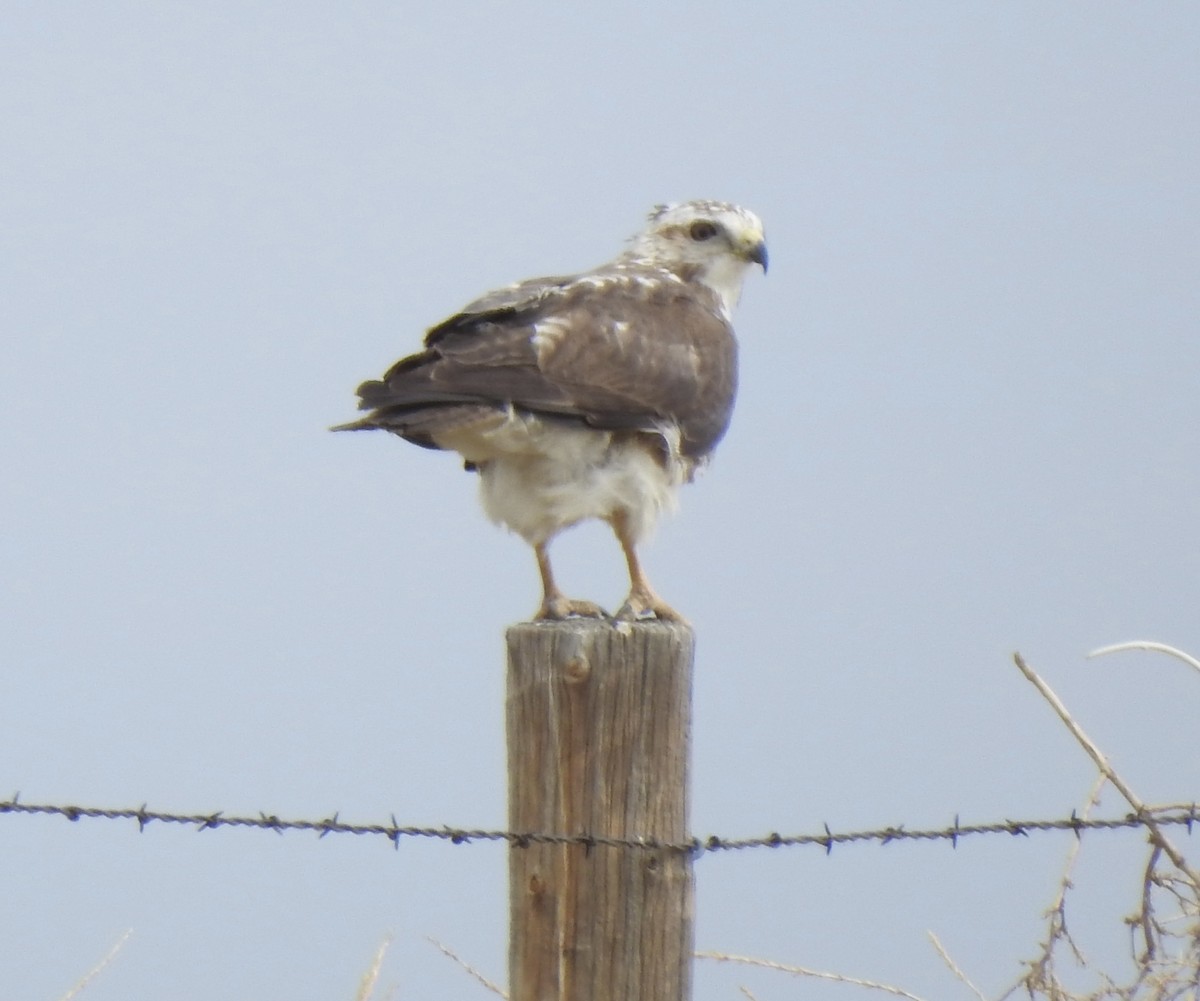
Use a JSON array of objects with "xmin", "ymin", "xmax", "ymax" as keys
[{"xmin": 626, "ymin": 200, "xmax": 767, "ymax": 315}]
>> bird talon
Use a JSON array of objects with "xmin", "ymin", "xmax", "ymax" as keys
[
  {"xmin": 615, "ymin": 592, "xmax": 689, "ymax": 624},
  {"xmin": 536, "ymin": 596, "xmax": 609, "ymax": 621}
]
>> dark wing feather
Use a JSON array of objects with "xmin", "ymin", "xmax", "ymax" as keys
[
  {"xmin": 342, "ymin": 268, "xmax": 738, "ymax": 459},
  {"xmin": 422, "ymin": 274, "xmax": 577, "ymax": 345}
]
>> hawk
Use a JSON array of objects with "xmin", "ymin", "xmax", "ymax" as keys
[{"xmin": 334, "ymin": 200, "xmax": 767, "ymax": 622}]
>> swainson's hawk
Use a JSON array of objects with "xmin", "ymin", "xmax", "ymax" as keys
[{"xmin": 334, "ymin": 200, "xmax": 767, "ymax": 621}]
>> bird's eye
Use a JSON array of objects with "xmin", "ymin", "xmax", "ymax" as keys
[{"xmin": 689, "ymin": 220, "xmax": 719, "ymax": 242}]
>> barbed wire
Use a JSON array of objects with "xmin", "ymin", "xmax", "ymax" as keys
[{"xmin": 2, "ymin": 793, "xmax": 1197, "ymax": 856}]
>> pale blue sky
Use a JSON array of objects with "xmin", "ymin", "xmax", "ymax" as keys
[{"xmin": 3, "ymin": 4, "xmax": 1198, "ymax": 998}]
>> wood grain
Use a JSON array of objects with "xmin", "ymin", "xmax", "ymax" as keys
[{"xmin": 506, "ymin": 619, "xmax": 695, "ymax": 1001}]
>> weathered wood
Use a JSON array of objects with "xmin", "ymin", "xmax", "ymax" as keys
[{"xmin": 506, "ymin": 619, "xmax": 695, "ymax": 1001}]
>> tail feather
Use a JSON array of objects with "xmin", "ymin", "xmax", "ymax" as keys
[
  {"xmin": 329, "ymin": 418, "xmax": 375, "ymax": 432},
  {"xmin": 329, "ymin": 402, "xmax": 504, "ymax": 448}
]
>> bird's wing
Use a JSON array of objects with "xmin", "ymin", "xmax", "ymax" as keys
[
  {"xmin": 351, "ymin": 267, "xmax": 737, "ymax": 458},
  {"xmin": 421, "ymin": 274, "xmax": 577, "ymax": 344}
]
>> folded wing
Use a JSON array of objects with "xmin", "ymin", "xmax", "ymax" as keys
[{"xmin": 337, "ymin": 267, "xmax": 738, "ymax": 461}]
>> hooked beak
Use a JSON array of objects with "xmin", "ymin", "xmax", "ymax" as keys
[{"xmin": 745, "ymin": 239, "xmax": 769, "ymax": 273}]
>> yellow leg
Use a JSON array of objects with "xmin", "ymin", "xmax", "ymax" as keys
[
  {"xmin": 532, "ymin": 540, "xmax": 607, "ymax": 620},
  {"xmin": 609, "ymin": 512, "xmax": 688, "ymax": 623}
]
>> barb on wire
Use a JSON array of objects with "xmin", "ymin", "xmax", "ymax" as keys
[{"xmin": 1, "ymin": 794, "xmax": 1197, "ymax": 856}]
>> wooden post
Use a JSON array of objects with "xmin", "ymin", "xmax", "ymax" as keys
[{"xmin": 506, "ymin": 619, "xmax": 695, "ymax": 1001}]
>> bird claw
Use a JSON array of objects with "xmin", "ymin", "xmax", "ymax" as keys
[
  {"xmin": 615, "ymin": 590, "xmax": 689, "ymax": 624},
  {"xmin": 535, "ymin": 595, "xmax": 609, "ymax": 621}
]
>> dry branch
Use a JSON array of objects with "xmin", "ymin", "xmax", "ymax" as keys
[
  {"xmin": 1088, "ymin": 642, "xmax": 1200, "ymax": 677},
  {"xmin": 355, "ymin": 936, "xmax": 392, "ymax": 1001},
  {"xmin": 998, "ymin": 650, "xmax": 1200, "ymax": 1001},
  {"xmin": 427, "ymin": 937, "xmax": 508, "ymax": 999},
  {"xmin": 58, "ymin": 929, "xmax": 131, "ymax": 1001},
  {"xmin": 696, "ymin": 951, "xmax": 931, "ymax": 1001},
  {"xmin": 927, "ymin": 932, "xmax": 988, "ymax": 1001},
  {"xmin": 1012, "ymin": 653, "xmax": 1199, "ymax": 887}
]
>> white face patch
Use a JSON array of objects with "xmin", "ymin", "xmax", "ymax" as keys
[{"xmin": 621, "ymin": 200, "xmax": 765, "ymax": 316}]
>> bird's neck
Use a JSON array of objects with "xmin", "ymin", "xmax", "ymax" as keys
[{"xmin": 615, "ymin": 252, "xmax": 749, "ymax": 320}]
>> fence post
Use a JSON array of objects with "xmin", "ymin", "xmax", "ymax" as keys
[{"xmin": 506, "ymin": 619, "xmax": 695, "ymax": 1001}]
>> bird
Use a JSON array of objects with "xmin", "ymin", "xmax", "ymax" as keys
[{"xmin": 333, "ymin": 199, "xmax": 767, "ymax": 622}]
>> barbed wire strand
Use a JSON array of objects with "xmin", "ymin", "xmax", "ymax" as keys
[{"xmin": 2, "ymin": 794, "xmax": 1196, "ymax": 856}]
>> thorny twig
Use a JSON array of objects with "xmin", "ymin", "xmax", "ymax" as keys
[
  {"xmin": 1000, "ymin": 650, "xmax": 1200, "ymax": 1001},
  {"xmin": 995, "ymin": 776, "xmax": 1107, "ymax": 1001}
]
